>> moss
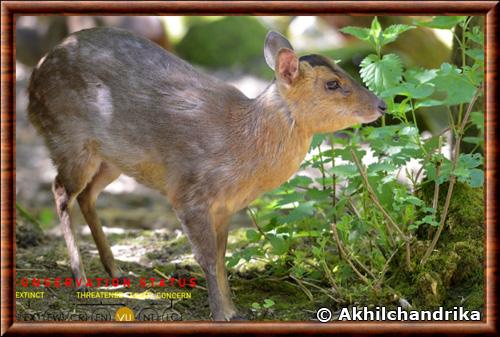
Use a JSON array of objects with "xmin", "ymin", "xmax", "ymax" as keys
[
  {"xmin": 389, "ymin": 182, "xmax": 485, "ymax": 310},
  {"xmin": 232, "ymin": 278, "xmax": 318, "ymax": 320},
  {"xmin": 451, "ymin": 241, "xmax": 484, "ymax": 284},
  {"xmin": 414, "ymin": 271, "xmax": 444, "ymax": 307},
  {"xmin": 417, "ymin": 182, "xmax": 484, "ymax": 243}
]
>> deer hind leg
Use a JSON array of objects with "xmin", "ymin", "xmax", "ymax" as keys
[
  {"xmin": 52, "ymin": 151, "xmax": 101, "ymax": 283},
  {"xmin": 77, "ymin": 161, "xmax": 122, "ymax": 278},
  {"xmin": 177, "ymin": 206, "xmax": 237, "ymax": 321}
]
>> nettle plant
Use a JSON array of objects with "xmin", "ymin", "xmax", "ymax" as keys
[{"xmin": 229, "ymin": 17, "xmax": 484, "ymax": 303}]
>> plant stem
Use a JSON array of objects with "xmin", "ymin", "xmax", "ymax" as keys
[
  {"xmin": 317, "ymin": 144, "xmax": 327, "ymax": 191},
  {"xmin": 302, "ymin": 276, "xmax": 341, "ymax": 302},
  {"xmin": 350, "ymin": 149, "xmax": 407, "ymax": 243},
  {"xmin": 446, "ymin": 106, "xmax": 459, "ymax": 137},
  {"xmin": 329, "ymin": 134, "xmax": 337, "ymax": 223},
  {"xmin": 331, "ymin": 222, "xmax": 372, "ymax": 286},
  {"xmin": 376, "ymin": 244, "xmax": 402, "ymax": 288},
  {"xmin": 16, "ymin": 203, "xmax": 43, "ymax": 229},
  {"xmin": 247, "ymin": 207, "xmax": 270, "ymax": 241},
  {"xmin": 414, "ymin": 130, "xmax": 449, "ymax": 184},
  {"xmin": 405, "ymin": 240, "xmax": 413, "ymax": 271},
  {"xmin": 289, "ymin": 275, "xmax": 314, "ymax": 301},
  {"xmin": 420, "ymin": 86, "xmax": 482, "ymax": 265}
]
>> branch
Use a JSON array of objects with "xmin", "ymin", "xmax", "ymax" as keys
[
  {"xmin": 350, "ymin": 149, "xmax": 408, "ymax": 243},
  {"xmin": 331, "ymin": 222, "xmax": 373, "ymax": 286},
  {"xmin": 247, "ymin": 207, "xmax": 270, "ymax": 241},
  {"xmin": 420, "ymin": 85, "xmax": 482, "ymax": 265}
]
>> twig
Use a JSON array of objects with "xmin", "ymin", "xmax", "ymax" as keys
[
  {"xmin": 317, "ymin": 145, "xmax": 327, "ymax": 191},
  {"xmin": 329, "ymin": 134, "xmax": 337, "ymax": 223},
  {"xmin": 46, "ymin": 287, "xmax": 59, "ymax": 298},
  {"xmin": 301, "ymin": 277, "xmax": 341, "ymax": 302},
  {"xmin": 153, "ymin": 268, "xmax": 169, "ymax": 279},
  {"xmin": 350, "ymin": 149, "xmax": 408, "ymax": 243},
  {"xmin": 421, "ymin": 85, "xmax": 482, "ymax": 265},
  {"xmin": 247, "ymin": 207, "xmax": 270, "ymax": 241},
  {"xmin": 414, "ymin": 129, "xmax": 450, "ymax": 184},
  {"xmin": 375, "ymin": 244, "xmax": 402, "ymax": 288},
  {"xmin": 405, "ymin": 241, "xmax": 412, "ymax": 271},
  {"xmin": 320, "ymin": 260, "xmax": 339, "ymax": 292},
  {"xmin": 428, "ymin": 158, "xmax": 442, "ymax": 240},
  {"xmin": 289, "ymin": 275, "xmax": 314, "ymax": 301},
  {"xmin": 432, "ymin": 163, "xmax": 442, "ymax": 211},
  {"xmin": 16, "ymin": 203, "xmax": 44, "ymax": 228},
  {"xmin": 331, "ymin": 223, "xmax": 371, "ymax": 286},
  {"xmin": 329, "ymin": 219, "xmax": 376, "ymax": 279},
  {"xmin": 347, "ymin": 198, "xmax": 362, "ymax": 220}
]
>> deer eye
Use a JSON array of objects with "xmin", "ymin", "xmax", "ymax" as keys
[{"xmin": 325, "ymin": 80, "xmax": 340, "ymax": 91}]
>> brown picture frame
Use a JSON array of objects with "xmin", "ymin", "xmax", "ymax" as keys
[{"xmin": 1, "ymin": 1, "xmax": 498, "ymax": 335}]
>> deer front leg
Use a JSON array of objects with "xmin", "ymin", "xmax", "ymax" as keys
[{"xmin": 177, "ymin": 206, "xmax": 237, "ymax": 321}]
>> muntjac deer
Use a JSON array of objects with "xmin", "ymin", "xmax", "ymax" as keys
[{"xmin": 28, "ymin": 27, "xmax": 385, "ymax": 320}]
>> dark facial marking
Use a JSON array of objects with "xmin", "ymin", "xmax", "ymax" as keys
[{"xmin": 299, "ymin": 54, "xmax": 336, "ymax": 73}]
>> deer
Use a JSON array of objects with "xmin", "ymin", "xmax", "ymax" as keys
[{"xmin": 28, "ymin": 27, "xmax": 386, "ymax": 321}]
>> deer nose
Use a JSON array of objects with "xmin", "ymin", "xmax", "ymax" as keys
[{"xmin": 377, "ymin": 100, "xmax": 387, "ymax": 114}]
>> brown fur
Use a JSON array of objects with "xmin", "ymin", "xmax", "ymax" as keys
[{"xmin": 27, "ymin": 28, "xmax": 384, "ymax": 320}]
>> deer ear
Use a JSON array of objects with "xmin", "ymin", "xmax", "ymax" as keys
[
  {"xmin": 275, "ymin": 48, "xmax": 299, "ymax": 86},
  {"xmin": 264, "ymin": 31, "xmax": 294, "ymax": 70}
]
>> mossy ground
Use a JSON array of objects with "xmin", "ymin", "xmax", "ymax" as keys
[
  {"xmin": 15, "ymin": 225, "xmax": 318, "ymax": 322},
  {"xmin": 385, "ymin": 182, "xmax": 484, "ymax": 312}
]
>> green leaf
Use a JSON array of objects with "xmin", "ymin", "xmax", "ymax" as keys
[
  {"xmin": 330, "ymin": 164, "xmax": 358, "ymax": 178},
  {"xmin": 405, "ymin": 68, "xmax": 437, "ymax": 84},
  {"xmin": 360, "ymin": 53, "xmax": 403, "ymax": 94},
  {"xmin": 306, "ymin": 188, "xmax": 331, "ymax": 201},
  {"xmin": 417, "ymin": 214, "xmax": 439, "ymax": 227},
  {"xmin": 431, "ymin": 63, "xmax": 476, "ymax": 105},
  {"xmin": 469, "ymin": 168, "xmax": 484, "ymax": 187},
  {"xmin": 423, "ymin": 135, "xmax": 442, "ymax": 153},
  {"xmin": 251, "ymin": 302, "xmax": 261, "ymax": 309},
  {"xmin": 465, "ymin": 27, "xmax": 484, "ymax": 45},
  {"xmin": 340, "ymin": 26, "xmax": 371, "ymax": 41},
  {"xmin": 458, "ymin": 153, "xmax": 483, "ymax": 169},
  {"xmin": 310, "ymin": 133, "xmax": 325, "ymax": 149},
  {"xmin": 246, "ymin": 229, "xmax": 261, "ymax": 242},
  {"xmin": 227, "ymin": 256, "xmax": 241, "ymax": 268},
  {"xmin": 381, "ymin": 24, "xmax": 415, "ymax": 46},
  {"xmin": 415, "ymin": 99, "xmax": 444, "ymax": 109},
  {"xmin": 282, "ymin": 201, "xmax": 316, "ymax": 223},
  {"xmin": 465, "ymin": 49, "xmax": 484, "ymax": 62},
  {"xmin": 294, "ymin": 230, "xmax": 322, "ymax": 238},
  {"xmin": 368, "ymin": 161, "xmax": 397, "ymax": 174},
  {"xmin": 463, "ymin": 136, "xmax": 482, "ymax": 145},
  {"xmin": 370, "ymin": 16, "xmax": 382, "ymax": 38},
  {"xmin": 381, "ymin": 82, "xmax": 434, "ymax": 100},
  {"xmin": 289, "ymin": 175, "xmax": 313, "ymax": 187},
  {"xmin": 414, "ymin": 16, "xmax": 467, "ymax": 29},
  {"xmin": 470, "ymin": 111, "xmax": 484, "ymax": 133},
  {"xmin": 268, "ymin": 234, "xmax": 289, "ymax": 255},
  {"xmin": 263, "ymin": 299, "xmax": 275, "ymax": 308}
]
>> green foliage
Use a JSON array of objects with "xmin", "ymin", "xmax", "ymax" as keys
[
  {"xmin": 176, "ymin": 16, "xmax": 269, "ymax": 77},
  {"xmin": 431, "ymin": 63, "xmax": 477, "ymax": 105},
  {"xmin": 414, "ymin": 16, "xmax": 467, "ymax": 29},
  {"xmin": 341, "ymin": 17, "xmax": 414, "ymax": 55},
  {"xmin": 231, "ymin": 16, "xmax": 484, "ymax": 311},
  {"xmin": 360, "ymin": 54, "xmax": 403, "ymax": 94}
]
